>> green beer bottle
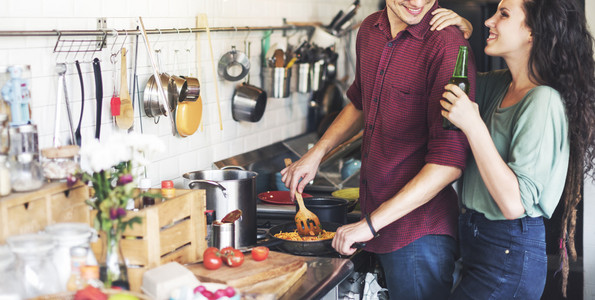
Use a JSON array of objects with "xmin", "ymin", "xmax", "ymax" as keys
[{"xmin": 443, "ymin": 46, "xmax": 469, "ymax": 130}]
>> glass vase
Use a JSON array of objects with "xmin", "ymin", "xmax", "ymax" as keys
[{"xmin": 99, "ymin": 227, "xmax": 130, "ymax": 290}]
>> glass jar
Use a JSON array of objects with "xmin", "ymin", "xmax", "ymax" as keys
[
  {"xmin": 10, "ymin": 152, "xmax": 43, "ymax": 192},
  {"xmin": 45, "ymin": 222, "xmax": 98, "ymax": 291},
  {"xmin": 7, "ymin": 233, "xmax": 61, "ymax": 298},
  {"xmin": 0, "ymin": 154, "xmax": 10, "ymax": 196},
  {"xmin": 0, "ymin": 245, "xmax": 21, "ymax": 299},
  {"xmin": 40, "ymin": 145, "xmax": 80, "ymax": 181},
  {"xmin": 8, "ymin": 124, "xmax": 38, "ymax": 159}
]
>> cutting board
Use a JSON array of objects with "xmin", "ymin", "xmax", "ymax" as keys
[
  {"xmin": 186, "ymin": 251, "xmax": 305, "ymax": 289},
  {"xmin": 240, "ymin": 261, "xmax": 307, "ymax": 298}
]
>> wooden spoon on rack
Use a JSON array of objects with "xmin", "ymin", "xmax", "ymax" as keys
[
  {"xmin": 284, "ymin": 158, "xmax": 322, "ymax": 236},
  {"xmin": 116, "ymin": 48, "xmax": 134, "ymax": 130}
]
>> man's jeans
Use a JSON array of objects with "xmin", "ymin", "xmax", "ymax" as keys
[
  {"xmin": 450, "ymin": 208, "xmax": 547, "ymax": 300},
  {"xmin": 377, "ymin": 234, "xmax": 457, "ymax": 300}
]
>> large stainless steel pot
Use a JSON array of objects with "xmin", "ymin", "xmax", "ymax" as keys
[{"xmin": 183, "ymin": 168, "xmax": 258, "ymax": 247}]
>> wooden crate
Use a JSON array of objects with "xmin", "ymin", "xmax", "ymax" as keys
[
  {"xmin": 90, "ymin": 189, "xmax": 207, "ymax": 292},
  {"xmin": 0, "ymin": 182, "xmax": 90, "ymax": 243}
]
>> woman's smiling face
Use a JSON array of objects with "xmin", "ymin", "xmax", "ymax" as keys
[{"xmin": 484, "ymin": 0, "xmax": 533, "ymax": 59}]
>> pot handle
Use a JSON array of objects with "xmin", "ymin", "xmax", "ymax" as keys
[
  {"xmin": 221, "ymin": 165, "xmax": 246, "ymax": 171},
  {"xmin": 347, "ymin": 197, "xmax": 359, "ymax": 213},
  {"xmin": 187, "ymin": 179, "xmax": 228, "ymax": 197}
]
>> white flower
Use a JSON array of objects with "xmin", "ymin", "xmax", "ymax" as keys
[{"xmin": 80, "ymin": 133, "xmax": 165, "ymax": 173}]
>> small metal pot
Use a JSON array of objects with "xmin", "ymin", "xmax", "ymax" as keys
[
  {"xmin": 296, "ymin": 196, "xmax": 358, "ymax": 225},
  {"xmin": 232, "ymin": 83, "xmax": 267, "ymax": 122},
  {"xmin": 182, "ymin": 76, "xmax": 200, "ymax": 100},
  {"xmin": 143, "ymin": 73, "xmax": 176, "ymax": 119},
  {"xmin": 170, "ymin": 75, "xmax": 188, "ymax": 102}
]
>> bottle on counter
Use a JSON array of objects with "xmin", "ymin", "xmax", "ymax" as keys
[
  {"xmin": 443, "ymin": 45, "xmax": 470, "ymax": 130},
  {"xmin": 80, "ymin": 265, "xmax": 103, "ymax": 289},
  {"xmin": 161, "ymin": 180, "xmax": 175, "ymax": 199},
  {"xmin": 66, "ymin": 247, "xmax": 87, "ymax": 291},
  {"xmin": 140, "ymin": 178, "xmax": 154, "ymax": 208}
]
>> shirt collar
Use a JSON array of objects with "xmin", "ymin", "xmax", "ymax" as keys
[{"xmin": 374, "ymin": 1, "xmax": 440, "ymax": 40}]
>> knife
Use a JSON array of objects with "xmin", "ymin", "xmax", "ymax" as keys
[{"xmin": 93, "ymin": 58, "xmax": 103, "ymax": 140}]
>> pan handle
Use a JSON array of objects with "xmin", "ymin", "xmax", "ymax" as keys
[{"xmin": 221, "ymin": 165, "xmax": 246, "ymax": 171}]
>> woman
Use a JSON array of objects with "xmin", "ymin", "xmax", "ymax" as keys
[{"xmin": 430, "ymin": 0, "xmax": 595, "ymax": 298}]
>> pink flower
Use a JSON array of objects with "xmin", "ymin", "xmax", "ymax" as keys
[
  {"xmin": 117, "ymin": 174, "xmax": 133, "ymax": 186},
  {"xmin": 109, "ymin": 208, "xmax": 127, "ymax": 220},
  {"xmin": 66, "ymin": 174, "xmax": 79, "ymax": 188}
]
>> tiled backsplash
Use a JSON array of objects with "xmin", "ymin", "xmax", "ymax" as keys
[{"xmin": 0, "ymin": 0, "xmax": 378, "ymax": 188}]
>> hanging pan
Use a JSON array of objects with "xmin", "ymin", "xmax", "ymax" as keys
[{"xmin": 231, "ymin": 41, "xmax": 267, "ymax": 122}]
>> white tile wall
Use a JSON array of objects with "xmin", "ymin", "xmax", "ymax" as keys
[{"xmin": 0, "ymin": 0, "xmax": 378, "ymax": 188}]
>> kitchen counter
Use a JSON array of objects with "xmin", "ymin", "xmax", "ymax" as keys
[{"xmin": 280, "ymin": 256, "xmax": 354, "ymax": 300}]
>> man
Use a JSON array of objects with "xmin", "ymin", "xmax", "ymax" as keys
[{"xmin": 281, "ymin": 0, "xmax": 476, "ymax": 299}]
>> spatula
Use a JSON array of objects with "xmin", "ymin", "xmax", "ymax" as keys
[
  {"xmin": 284, "ymin": 158, "xmax": 322, "ymax": 236},
  {"xmin": 116, "ymin": 48, "xmax": 134, "ymax": 129}
]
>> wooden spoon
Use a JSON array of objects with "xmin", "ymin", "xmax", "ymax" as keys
[
  {"xmin": 284, "ymin": 158, "xmax": 322, "ymax": 236},
  {"xmin": 116, "ymin": 48, "xmax": 134, "ymax": 129}
]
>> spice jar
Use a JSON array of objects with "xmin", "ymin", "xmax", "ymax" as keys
[
  {"xmin": 140, "ymin": 178, "xmax": 155, "ymax": 208},
  {"xmin": 161, "ymin": 180, "xmax": 175, "ymax": 199}
]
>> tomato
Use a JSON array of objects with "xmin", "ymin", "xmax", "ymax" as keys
[
  {"xmin": 223, "ymin": 249, "xmax": 244, "ymax": 267},
  {"xmin": 251, "ymin": 246, "xmax": 269, "ymax": 261},
  {"xmin": 220, "ymin": 246, "xmax": 235, "ymax": 256},
  {"xmin": 203, "ymin": 252, "xmax": 222, "ymax": 270},
  {"xmin": 203, "ymin": 247, "xmax": 220, "ymax": 257}
]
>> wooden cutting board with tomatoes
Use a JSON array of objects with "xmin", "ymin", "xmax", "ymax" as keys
[{"xmin": 186, "ymin": 249, "xmax": 306, "ymax": 289}]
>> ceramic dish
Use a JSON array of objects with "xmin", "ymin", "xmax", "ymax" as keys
[{"xmin": 258, "ymin": 190, "xmax": 312, "ymax": 205}]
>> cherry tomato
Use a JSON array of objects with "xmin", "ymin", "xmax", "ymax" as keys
[
  {"xmin": 223, "ymin": 249, "xmax": 244, "ymax": 267},
  {"xmin": 220, "ymin": 246, "xmax": 235, "ymax": 256},
  {"xmin": 203, "ymin": 252, "xmax": 222, "ymax": 270},
  {"xmin": 251, "ymin": 246, "xmax": 269, "ymax": 261},
  {"xmin": 203, "ymin": 247, "xmax": 220, "ymax": 257}
]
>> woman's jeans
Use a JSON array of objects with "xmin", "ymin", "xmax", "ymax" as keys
[
  {"xmin": 377, "ymin": 234, "xmax": 457, "ymax": 300},
  {"xmin": 450, "ymin": 208, "xmax": 547, "ymax": 300}
]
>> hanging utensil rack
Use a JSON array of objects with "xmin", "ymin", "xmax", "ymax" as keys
[{"xmin": 0, "ymin": 25, "xmax": 313, "ymax": 38}]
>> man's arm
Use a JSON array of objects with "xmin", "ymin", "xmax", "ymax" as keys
[
  {"xmin": 281, "ymin": 102, "xmax": 364, "ymax": 198},
  {"xmin": 332, "ymin": 163, "xmax": 461, "ymax": 255}
]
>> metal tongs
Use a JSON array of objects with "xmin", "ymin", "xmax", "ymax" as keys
[{"xmin": 53, "ymin": 63, "xmax": 76, "ymax": 147}]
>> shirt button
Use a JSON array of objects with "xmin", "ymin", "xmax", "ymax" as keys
[
  {"xmin": 364, "ymin": 153, "xmax": 368, "ymax": 158},
  {"xmin": 373, "ymin": 97, "xmax": 378, "ymax": 102},
  {"xmin": 380, "ymin": 69, "xmax": 384, "ymax": 75},
  {"xmin": 388, "ymin": 42, "xmax": 393, "ymax": 47},
  {"xmin": 368, "ymin": 124, "xmax": 373, "ymax": 130},
  {"xmin": 505, "ymin": 249, "xmax": 510, "ymax": 254},
  {"xmin": 362, "ymin": 179, "xmax": 367, "ymax": 185}
]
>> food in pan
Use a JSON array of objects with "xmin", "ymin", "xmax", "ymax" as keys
[{"xmin": 274, "ymin": 230, "xmax": 335, "ymax": 241}]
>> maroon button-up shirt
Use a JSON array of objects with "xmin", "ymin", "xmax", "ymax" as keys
[{"xmin": 347, "ymin": 3, "xmax": 476, "ymax": 253}]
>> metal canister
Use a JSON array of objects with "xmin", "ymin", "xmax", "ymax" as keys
[{"xmin": 212, "ymin": 221, "xmax": 235, "ymax": 249}]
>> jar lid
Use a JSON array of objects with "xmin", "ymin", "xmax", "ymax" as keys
[
  {"xmin": 41, "ymin": 145, "xmax": 80, "ymax": 159},
  {"xmin": 44, "ymin": 223, "xmax": 93, "ymax": 245},
  {"xmin": 16, "ymin": 152, "xmax": 34, "ymax": 163},
  {"xmin": 139, "ymin": 178, "xmax": 152, "ymax": 189},
  {"xmin": 162, "ymin": 180, "xmax": 174, "ymax": 189},
  {"xmin": 6, "ymin": 233, "xmax": 55, "ymax": 254}
]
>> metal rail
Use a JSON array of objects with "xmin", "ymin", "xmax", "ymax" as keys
[{"xmin": 0, "ymin": 25, "xmax": 313, "ymax": 37}]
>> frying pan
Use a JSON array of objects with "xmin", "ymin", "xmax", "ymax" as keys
[{"xmin": 257, "ymin": 221, "xmax": 364, "ymax": 256}]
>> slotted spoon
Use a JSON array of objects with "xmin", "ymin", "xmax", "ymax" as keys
[{"xmin": 284, "ymin": 158, "xmax": 322, "ymax": 236}]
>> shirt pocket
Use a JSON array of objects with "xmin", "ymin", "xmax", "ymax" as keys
[{"xmin": 381, "ymin": 85, "xmax": 427, "ymax": 136}]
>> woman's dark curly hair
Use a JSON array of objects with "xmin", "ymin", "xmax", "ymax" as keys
[{"xmin": 524, "ymin": 0, "xmax": 595, "ymax": 296}]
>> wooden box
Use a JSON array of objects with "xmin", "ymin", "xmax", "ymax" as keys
[
  {"xmin": 0, "ymin": 182, "xmax": 90, "ymax": 243},
  {"xmin": 90, "ymin": 189, "xmax": 207, "ymax": 292}
]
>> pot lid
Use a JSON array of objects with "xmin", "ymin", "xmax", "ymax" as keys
[{"xmin": 44, "ymin": 222, "xmax": 93, "ymax": 245}]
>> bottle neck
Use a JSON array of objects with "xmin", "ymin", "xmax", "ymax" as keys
[{"xmin": 452, "ymin": 47, "xmax": 468, "ymax": 78}]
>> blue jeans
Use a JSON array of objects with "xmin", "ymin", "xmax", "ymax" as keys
[
  {"xmin": 377, "ymin": 234, "xmax": 457, "ymax": 300},
  {"xmin": 450, "ymin": 209, "xmax": 547, "ymax": 300}
]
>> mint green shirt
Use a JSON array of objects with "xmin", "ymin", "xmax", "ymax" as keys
[{"xmin": 461, "ymin": 70, "xmax": 569, "ymax": 220}]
